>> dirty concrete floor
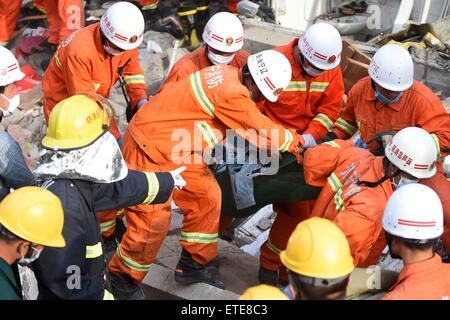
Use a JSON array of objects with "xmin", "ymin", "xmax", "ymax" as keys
[{"xmin": 153, "ymin": 209, "xmax": 260, "ymax": 296}]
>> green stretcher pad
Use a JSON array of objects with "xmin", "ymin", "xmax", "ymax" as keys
[{"xmin": 215, "ymin": 153, "xmax": 322, "ymax": 218}]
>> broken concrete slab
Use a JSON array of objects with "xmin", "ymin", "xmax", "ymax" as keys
[
  {"xmin": 241, "ymin": 18, "xmax": 300, "ymax": 53},
  {"xmin": 234, "ymin": 205, "xmax": 275, "ymax": 247},
  {"xmin": 142, "ymin": 264, "xmax": 239, "ymax": 300}
]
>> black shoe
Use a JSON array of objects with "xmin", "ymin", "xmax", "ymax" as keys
[
  {"xmin": 102, "ymin": 236, "xmax": 117, "ymax": 263},
  {"xmin": 258, "ymin": 266, "xmax": 278, "ymax": 286},
  {"xmin": 109, "ymin": 273, "xmax": 145, "ymax": 300},
  {"xmin": 175, "ymin": 250, "xmax": 224, "ymax": 289},
  {"xmin": 205, "ymin": 258, "xmax": 221, "ymax": 277}
]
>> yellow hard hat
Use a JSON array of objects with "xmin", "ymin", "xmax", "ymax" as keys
[
  {"xmin": 0, "ymin": 187, "xmax": 65, "ymax": 247},
  {"xmin": 280, "ymin": 217, "xmax": 354, "ymax": 279},
  {"xmin": 240, "ymin": 285, "xmax": 289, "ymax": 300},
  {"xmin": 42, "ymin": 93, "xmax": 113, "ymax": 150}
]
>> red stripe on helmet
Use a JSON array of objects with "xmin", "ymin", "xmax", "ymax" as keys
[
  {"xmin": 114, "ymin": 33, "xmax": 128, "ymax": 41},
  {"xmin": 7, "ymin": 63, "xmax": 16, "ymax": 68},
  {"xmin": 235, "ymin": 37, "xmax": 244, "ymax": 43},
  {"xmin": 211, "ymin": 34, "xmax": 224, "ymax": 41},
  {"xmin": 264, "ymin": 77, "xmax": 275, "ymax": 90},
  {"xmin": 414, "ymin": 164, "xmax": 429, "ymax": 170},
  {"xmin": 398, "ymin": 222, "xmax": 436, "ymax": 227},
  {"xmin": 398, "ymin": 219, "xmax": 436, "ymax": 227},
  {"xmin": 313, "ymin": 52, "xmax": 327, "ymax": 60},
  {"xmin": 314, "ymin": 51, "xmax": 327, "ymax": 58},
  {"xmin": 7, "ymin": 65, "xmax": 18, "ymax": 71}
]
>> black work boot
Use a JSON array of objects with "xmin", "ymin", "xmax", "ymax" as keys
[
  {"xmin": 258, "ymin": 266, "xmax": 278, "ymax": 286},
  {"xmin": 205, "ymin": 258, "xmax": 221, "ymax": 277},
  {"xmin": 109, "ymin": 272, "xmax": 146, "ymax": 300},
  {"xmin": 175, "ymin": 250, "xmax": 224, "ymax": 289},
  {"xmin": 102, "ymin": 236, "xmax": 117, "ymax": 263}
]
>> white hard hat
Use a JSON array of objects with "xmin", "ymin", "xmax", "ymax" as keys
[
  {"xmin": 0, "ymin": 47, "xmax": 24, "ymax": 87},
  {"xmin": 368, "ymin": 44, "xmax": 414, "ymax": 91},
  {"xmin": 248, "ymin": 50, "xmax": 292, "ymax": 102},
  {"xmin": 100, "ymin": 1, "xmax": 145, "ymax": 51},
  {"xmin": 298, "ymin": 23, "xmax": 342, "ymax": 71},
  {"xmin": 385, "ymin": 127, "xmax": 437, "ymax": 179},
  {"xmin": 383, "ymin": 184, "xmax": 443, "ymax": 241},
  {"xmin": 202, "ymin": 12, "xmax": 244, "ymax": 53}
]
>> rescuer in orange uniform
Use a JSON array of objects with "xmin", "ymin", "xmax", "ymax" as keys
[
  {"xmin": 303, "ymin": 127, "xmax": 438, "ymax": 267},
  {"xmin": 258, "ymin": 23, "xmax": 345, "ymax": 286},
  {"xmin": 162, "ymin": 11, "xmax": 249, "ymax": 87},
  {"xmin": 327, "ymin": 44, "xmax": 450, "ymax": 253},
  {"xmin": 42, "ymin": 1, "xmax": 148, "ymax": 140},
  {"xmin": 0, "ymin": 0, "xmax": 84, "ymax": 46},
  {"xmin": 330, "ymin": 44, "xmax": 450, "ymax": 154},
  {"xmin": 381, "ymin": 184, "xmax": 450, "ymax": 300},
  {"xmin": 42, "ymin": 2, "xmax": 149, "ymax": 254},
  {"xmin": 107, "ymin": 50, "xmax": 305, "ymax": 299}
]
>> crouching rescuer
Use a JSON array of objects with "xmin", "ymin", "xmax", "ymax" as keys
[{"xmin": 32, "ymin": 94, "xmax": 185, "ymax": 300}]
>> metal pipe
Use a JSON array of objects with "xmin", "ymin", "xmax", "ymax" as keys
[
  {"xmin": 392, "ymin": 0, "xmax": 414, "ymax": 33},
  {"xmin": 420, "ymin": 0, "xmax": 432, "ymax": 23},
  {"xmin": 440, "ymin": 0, "xmax": 450, "ymax": 18}
]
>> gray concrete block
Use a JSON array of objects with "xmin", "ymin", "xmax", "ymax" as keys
[{"xmin": 142, "ymin": 264, "xmax": 240, "ymax": 300}]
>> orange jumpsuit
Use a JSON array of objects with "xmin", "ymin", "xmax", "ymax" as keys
[
  {"xmin": 420, "ymin": 165, "xmax": 450, "ymax": 252},
  {"xmin": 332, "ymin": 77, "xmax": 450, "ymax": 153},
  {"xmin": 0, "ymin": 0, "xmax": 84, "ymax": 46},
  {"xmin": 162, "ymin": 46, "xmax": 249, "ymax": 88},
  {"xmin": 259, "ymin": 38, "xmax": 344, "ymax": 279},
  {"xmin": 108, "ymin": 64, "xmax": 301, "ymax": 282},
  {"xmin": 304, "ymin": 139, "xmax": 392, "ymax": 267},
  {"xmin": 42, "ymin": 22, "xmax": 148, "ymax": 239},
  {"xmin": 382, "ymin": 255, "xmax": 450, "ymax": 300},
  {"xmin": 332, "ymin": 76, "xmax": 450, "ymax": 252},
  {"xmin": 42, "ymin": 22, "xmax": 148, "ymax": 140},
  {"xmin": 44, "ymin": 0, "xmax": 85, "ymax": 45},
  {"xmin": 160, "ymin": 45, "xmax": 249, "ymax": 235}
]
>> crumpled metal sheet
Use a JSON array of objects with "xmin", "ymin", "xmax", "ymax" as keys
[{"xmin": 34, "ymin": 132, "xmax": 128, "ymax": 183}]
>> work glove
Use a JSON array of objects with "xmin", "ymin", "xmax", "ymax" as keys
[
  {"xmin": 351, "ymin": 133, "xmax": 367, "ymax": 149},
  {"xmin": 300, "ymin": 134, "xmax": 317, "ymax": 149},
  {"xmin": 170, "ymin": 166, "xmax": 187, "ymax": 190}
]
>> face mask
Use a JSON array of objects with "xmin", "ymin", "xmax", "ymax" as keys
[
  {"xmin": 103, "ymin": 42, "xmax": 123, "ymax": 56},
  {"xmin": 299, "ymin": 55, "xmax": 324, "ymax": 77},
  {"xmin": 303, "ymin": 64, "xmax": 324, "ymax": 77},
  {"xmin": 392, "ymin": 175, "xmax": 418, "ymax": 189},
  {"xmin": 18, "ymin": 246, "xmax": 43, "ymax": 266},
  {"xmin": 0, "ymin": 93, "xmax": 20, "ymax": 117},
  {"xmin": 375, "ymin": 90, "xmax": 403, "ymax": 105},
  {"xmin": 207, "ymin": 50, "xmax": 235, "ymax": 65}
]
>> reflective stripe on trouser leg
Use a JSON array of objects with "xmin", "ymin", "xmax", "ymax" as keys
[
  {"xmin": 173, "ymin": 163, "xmax": 221, "ymax": 265},
  {"xmin": 259, "ymin": 201, "xmax": 314, "ymax": 271},
  {"xmin": 108, "ymin": 134, "xmax": 173, "ymax": 282},
  {"xmin": 97, "ymin": 210, "xmax": 118, "ymax": 238},
  {"xmin": 108, "ymin": 202, "xmax": 172, "ymax": 282}
]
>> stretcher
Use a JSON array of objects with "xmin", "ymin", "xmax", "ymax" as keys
[{"xmin": 215, "ymin": 153, "xmax": 322, "ymax": 218}]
